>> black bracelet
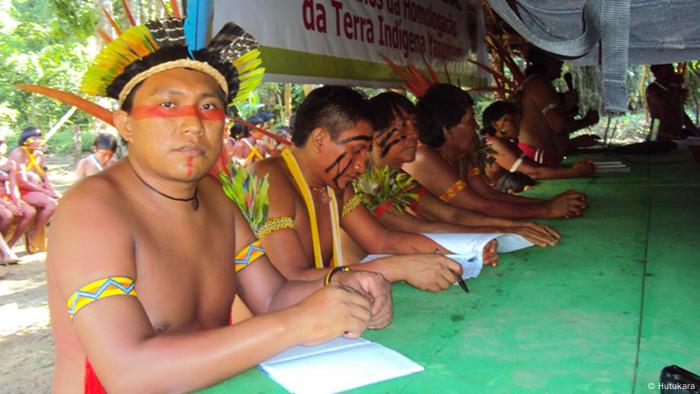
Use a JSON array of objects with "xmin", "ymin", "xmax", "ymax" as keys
[{"xmin": 324, "ymin": 266, "xmax": 351, "ymax": 286}]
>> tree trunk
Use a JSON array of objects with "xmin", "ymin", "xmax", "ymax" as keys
[
  {"xmin": 640, "ymin": 65, "xmax": 649, "ymax": 126},
  {"xmin": 72, "ymin": 124, "xmax": 82, "ymax": 165},
  {"xmin": 284, "ymin": 83, "xmax": 292, "ymax": 123}
]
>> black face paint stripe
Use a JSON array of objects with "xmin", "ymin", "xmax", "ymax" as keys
[
  {"xmin": 325, "ymin": 152, "xmax": 347, "ymax": 173},
  {"xmin": 333, "ymin": 159, "xmax": 353, "ymax": 189},
  {"xmin": 381, "ymin": 136, "xmax": 406, "ymax": 158},
  {"xmin": 379, "ymin": 128, "xmax": 398, "ymax": 148},
  {"xmin": 336, "ymin": 135, "xmax": 372, "ymax": 145}
]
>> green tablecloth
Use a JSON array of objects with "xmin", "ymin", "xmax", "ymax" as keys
[{"xmin": 200, "ymin": 149, "xmax": 700, "ymax": 393}]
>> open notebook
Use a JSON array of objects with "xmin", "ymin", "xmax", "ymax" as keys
[
  {"xmin": 362, "ymin": 233, "xmax": 533, "ymax": 280},
  {"xmin": 259, "ymin": 337, "xmax": 423, "ymax": 393}
]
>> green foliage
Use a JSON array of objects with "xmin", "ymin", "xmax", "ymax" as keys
[
  {"xmin": 235, "ymin": 91, "xmax": 264, "ymax": 120},
  {"xmin": 220, "ymin": 163, "xmax": 270, "ymax": 234},
  {"xmin": 353, "ymin": 165, "xmax": 418, "ymax": 215},
  {"xmin": 0, "ymin": 0, "xmax": 97, "ymax": 144}
]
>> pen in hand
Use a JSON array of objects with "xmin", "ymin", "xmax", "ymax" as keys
[{"xmin": 434, "ymin": 249, "xmax": 470, "ymax": 293}]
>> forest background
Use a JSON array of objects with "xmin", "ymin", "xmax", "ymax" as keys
[{"xmin": 2, "ymin": 0, "xmax": 700, "ymax": 159}]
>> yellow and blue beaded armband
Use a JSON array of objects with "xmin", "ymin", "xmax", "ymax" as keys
[
  {"xmin": 66, "ymin": 276, "xmax": 137, "ymax": 319},
  {"xmin": 234, "ymin": 239, "xmax": 265, "ymax": 272},
  {"xmin": 341, "ymin": 194, "xmax": 363, "ymax": 219},
  {"xmin": 256, "ymin": 216, "xmax": 294, "ymax": 238}
]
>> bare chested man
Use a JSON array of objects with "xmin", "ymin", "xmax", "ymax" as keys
[
  {"xmin": 0, "ymin": 137, "xmax": 36, "ymax": 252},
  {"xmin": 646, "ymin": 64, "xmax": 700, "ymax": 140},
  {"xmin": 403, "ymin": 84, "xmax": 587, "ymax": 220},
  {"xmin": 518, "ymin": 48, "xmax": 600, "ymax": 163},
  {"xmin": 9, "ymin": 127, "xmax": 59, "ymax": 246},
  {"xmin": 44, "ymin": 20, "xmax": 391, "ymax": 393},
  {"xmin": 480, "ymin": 100, "xmax": 595, "ymax": 187},
  {"xmin": 249, "ymin": 86, "xmax": 476, "ymax": 292},
  {"xmin": 360, "ymin": 92, "xmax": 560, "ymax": 247}
]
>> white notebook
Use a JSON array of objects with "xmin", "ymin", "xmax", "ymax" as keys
[
  {"xmin": 259, "ymin": 337, "xmax": 423, "ymax": 393},
  {"xmin": 421, "ymin": 232, "xmax": 534, "ymax": 255},
  {"xmin": 361, "ymin": 233, "xmax": 533, "ymax": 280}
]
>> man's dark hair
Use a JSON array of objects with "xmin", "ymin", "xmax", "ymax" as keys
[
  {"xmin": 481, "ymin": 101, "xmax": 518, "ymax": 136},
  {"xmin": 291, "ymin": 86, "xmax": 371, "ymax": 147},
  {"xmin": 524, "ymin": 62, "xmax": 549, "ymax": 77},
  {"xmin": 93, "ymin": 133, "xmax": 118, "ymax": 152},
  {"xmin": 120, "ymin": 82, "xmax": 143, "ymax": 113},
  {"xmin": 368, "ymin": 92, "xmax": 415, "ymax": 132},
  {"xmin": 650, "ymin": 64, "xmax": 674, "ymax": 76},
  {"xmin": 415, "ymin": 84, "xmax": 473, "ymax": 148},
  {"xmin": 229, "ymin": 122, "xmax": 249, "ymax": 139},
  {"xmin": 18, "ymin": 126, "xmax": 41, "ymax": 146},
  {"xmin": 496, "ymin": 171, "xmax": 536, "ymax": 193}
]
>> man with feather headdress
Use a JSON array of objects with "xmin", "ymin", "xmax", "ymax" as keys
[{"xmin": 30, "ymin": 13, "xmax": 391, "ymax": 393}]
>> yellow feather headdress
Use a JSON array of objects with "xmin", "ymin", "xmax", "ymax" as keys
[{"xmin": 17, "ymin": 6, "xmax": 264, "ymax": 124}]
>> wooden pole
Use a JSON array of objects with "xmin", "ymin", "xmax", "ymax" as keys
[
  {"xmin": 72, "ymin": 124, "xmax": 82, "ymax": 165},
  {"xmin": 284, "ymin": 83, "xmax": 292, "ymax": 122}
]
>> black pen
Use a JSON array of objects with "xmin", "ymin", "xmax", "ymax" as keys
[{"xmin": 434, "ymin": 249, "xmax": 470, "ymax": 293}]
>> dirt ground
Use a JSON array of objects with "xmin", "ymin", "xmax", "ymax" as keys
[{"xmin": 0, "ymin": 154, "xmax": 76, "ymax": 394}]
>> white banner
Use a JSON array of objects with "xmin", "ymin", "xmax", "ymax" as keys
[{"xmin": 212, "ymin": 0, "xmax": 487, "ymax": 87}]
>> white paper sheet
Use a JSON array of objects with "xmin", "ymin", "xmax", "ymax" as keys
[
  {"xmin": 259, "ymin": 337, "xmax": 423, "ymax": 393},
  {"xmin": 421, "ymin": 233, "xmax": 534, "ymax": 254},
  {"xmin": 360, "ymin": 233, "xmax": 532, "ymax": 280},
  {"xmin": 593, "ymin": 161, "xmax": 631, "ymax": 173}
]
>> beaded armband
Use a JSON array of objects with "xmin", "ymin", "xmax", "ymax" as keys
[
  {"xmin": 234, "ymin": 239, "xmax": 265, "ymax": 272},
  {"xmin": 66, "ymin": 276, "xmax": 137, "ymax": 319},
  {"xmin": 256, "ymin": 216, "xmax": 294, "ymax": 238},
  {"xmin": 439, "ymin": 179, "xmax": 466, "ymax": 202},
  {"xmin": 341, "ymin": 194, "xmax": 363, "ymax": 219}
]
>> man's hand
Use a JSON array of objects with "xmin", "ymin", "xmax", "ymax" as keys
[
  {"xmin": 49, "ymin": 187, "xmax": 62, "ymax": 199},
  {"xmin": 547, "ymin": 189, "xmax": 587, "ymax": 218},
  {"xmin": 482, "ymin": 239, "xmax": 499, "ymax": 267},
  {"xmin": 511, "ymin": 223, "xmax": 560, "ymax": 247},
  {"xmin": 9, "ymin": 204, "xmax": 23, "ymax": 216},
  {"xmin": 292, "ymin": 283, "xmax": 372, "ymax": 345},
  {"xmin": 563, "ymin": 90, "xmax": 579, "ymax": 112},
  {"xmin": 332, "ymin": 270, "xmax": 392, "ymax": 329},
  {"xmin": 400, "ymin": 254, "xmax": 463, "ymax": 292},
  {"xmin": 572, "ymin": 158, "xmax": 596, "ymax": 177},
  {"xmin": 583, "ymin": 110, "xmax": 600, "ymax": 126}
]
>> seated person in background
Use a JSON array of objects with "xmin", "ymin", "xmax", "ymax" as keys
[
  {"xmin": 74, "ymin": 133, "xmax": 118, "ymax": 179},
  {"xmin": 357, "ymin": 92, "xmax": 559, "ymax": 247},
  {"xmin": 45, "ymin": 20, "xmax": 391, "ymax": 393},
  {"xmin": 0, "ymin": 136, "xmax": 36, "ymax": 251},
  {"xmin": 9, "ymin": 127, "xmax": 59, "ymax": 249},
  {"xmin": 248, "ymin": 86, "xmax": 490, "ymax": 292},
  {"xmin": 231, "ymin": 116, "xmax": 270, "ymax": 165},
  {"xmin": 265, "ymin": 125, "xmax": 292, "ymax": 156},
  {"xmin": 402, "ymin": 84, "xmax": 587, "ymax": 220},
  {"xmin": 518, "ymin": 47, "xmax": 600, "ymax": 164},
  {"xmin": 646, "ymin": 64, "xmax": 700, "ymax": 140},
  {"xmin": 480, "ymin": 101, "xmax": 595, "ymax": 189},
  {"xmin": 257, "ymin": 109, "xmax": 275, "ymax": 130}
]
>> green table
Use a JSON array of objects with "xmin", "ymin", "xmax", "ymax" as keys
[{"xmin": 201, "ymin": 149, "xmax": 700, "ymax": 393}]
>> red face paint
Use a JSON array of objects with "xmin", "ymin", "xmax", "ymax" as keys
[
  {"xmin": 186, "ymin": 155, "xmax": 194, "ymax": 177},
  {"xmin": 131, "ymin": 105, "xmax": 225, "ymax": 121}
]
